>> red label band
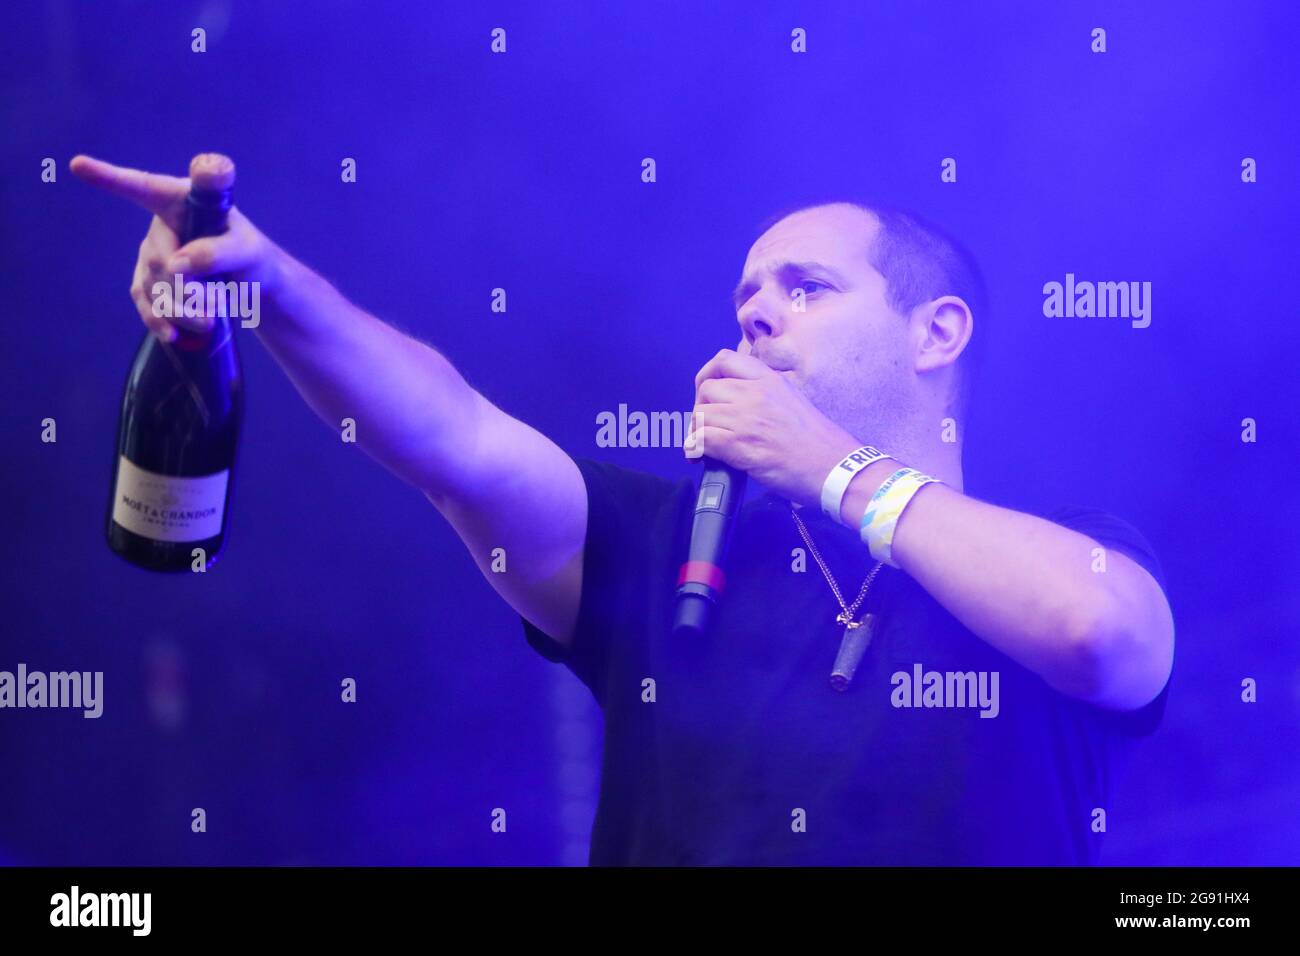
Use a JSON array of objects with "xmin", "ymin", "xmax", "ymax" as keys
[
  {"xmin": 677, "ymin": 560, "xmax": 726, "ymax": 592},
  {"xmin": 172, "ymin": 327, "xmax": 212, "ymax": 352}
]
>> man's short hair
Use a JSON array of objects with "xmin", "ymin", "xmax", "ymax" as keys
[{"xmin": 756, "ymin": 200, "xmax": 989, "ymax": 420}]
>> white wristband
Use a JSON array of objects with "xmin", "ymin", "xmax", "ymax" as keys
[{"xmin": 820, "ymin": 445, "xmax": 894, "ymax": 525}]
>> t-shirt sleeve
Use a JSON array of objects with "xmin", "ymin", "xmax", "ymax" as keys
[
  {"xmin": 520, "ymin": 456, "xmax": 687, "ymax": 704},
  {"xmin": 1046, "ymin": 505, "xmax": 1172, "ymax": 737}
]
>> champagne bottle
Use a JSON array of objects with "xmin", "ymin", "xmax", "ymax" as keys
[{"xmin": 107, "ymin": 154, "xmax": 245, "ymax": 572}]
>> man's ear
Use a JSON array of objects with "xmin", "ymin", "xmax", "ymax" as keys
[{"xmin": 913, "ymin": 295, "xmax": 974, "ymax": 374}]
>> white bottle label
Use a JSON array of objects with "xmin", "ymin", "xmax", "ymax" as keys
[{"xmin": 111, "ymin": 455, "xmax": 229, "ymax": 543}]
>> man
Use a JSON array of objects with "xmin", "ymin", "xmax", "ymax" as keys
[{"xmin": 73, "ymin": 154, "xmax": 1174, "ymax": 865}]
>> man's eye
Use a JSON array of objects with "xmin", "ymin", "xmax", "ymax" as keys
[{"xmin": 798, "ymin": 280, "xmax": 829, "ymax": 295}]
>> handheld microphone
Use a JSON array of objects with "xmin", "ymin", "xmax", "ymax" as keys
[{"xmin": 672, "ymin": 457, "xmax": 747, "ymax": 638}]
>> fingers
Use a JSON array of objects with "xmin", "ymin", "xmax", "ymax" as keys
[
  {"xmin": 683, "ymin": 423, "xmax": 736, "ymax": 462},
  {"xmin": 126, "ymin": 207, "xmax": 265, "ymax": 340},
  {"xmin": 688, "ymin": 403, "xmax": 741, "ymax": 434},
  {"xmin": 167, "ymin": 234, "xmax": 246, "ymax": 278},
  {"xmin": 70, "ymin": 155, "xmax": 189, "ymax": 221},
  {"xmin": 167, "ymin": 209, "xmax": 264, "ymax": 277},
  {"xmin": 694, "ymin": 347, "xmax": 768, "ymax": 392},
  {"xmin": 142, "ymin": 213, "xmax": 180, "ymax": 260},
  {"xmin": 131, "ymin": 258, "xmax": 179, "ymax": 342},
  {"xmin": 130, "ymin": 216, "xmax": 206, "ymax": 339},
  {"xmin": 695, "ymin": 377, "xmax": 745, "ymax": 405},
  {"xmin": 131, "ymin": 218, "xmax": 178, "ymax": 340}
]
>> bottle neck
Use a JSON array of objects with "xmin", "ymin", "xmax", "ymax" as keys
[
  {"xmin": 172, "ymin": 186, "xmax": 235, "ymax": 351},
  {"xmin": 182, "ymin": 187, "xmax": 232, "ymax": 243}
]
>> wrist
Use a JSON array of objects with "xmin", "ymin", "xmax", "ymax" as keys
[
  {"xmin": 839, "ymin": 458, "xmax": 902, "ymax": 528},
  {"xmin": 258, "ymin": 241, "xmax": 294, "ymax": 300},
  {"xmin": 814, "ymin": 439, "xmax": 895, "ymax": 523},
  {"xmin": 257, "ymin": 246, "xmax": 336, "ymax": 333},
  {"xmin": 807, "ymin": 435, "xmax": 875, "ymax": 512}
]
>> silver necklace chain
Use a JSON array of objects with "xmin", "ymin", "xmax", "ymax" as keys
[{"xmin": 790, "ymin": 506, "xmax": 884, "ymax": 625}]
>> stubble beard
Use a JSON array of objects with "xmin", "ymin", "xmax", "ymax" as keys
[{"xmin": 801, "ymin": 368, "xmax": 918, "ymax": 460}]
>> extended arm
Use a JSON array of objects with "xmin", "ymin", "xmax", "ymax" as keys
[{"xmin": 73, "ymin": 153, "xmax": 589, "ymax": 648}]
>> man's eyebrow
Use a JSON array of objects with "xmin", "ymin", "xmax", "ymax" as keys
[{"xmin": 730, "ymin": 260, "xmax": 848, "ymax": 310}]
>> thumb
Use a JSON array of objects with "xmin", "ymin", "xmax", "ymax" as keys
[{"xmin": 166, "ymin": 233, "xmax": 253, "ymax": 278}]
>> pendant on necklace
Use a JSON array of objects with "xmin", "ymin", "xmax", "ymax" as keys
[{"xmin": 829, "ymin": 612, "xmax": 876, "ymax": 692}]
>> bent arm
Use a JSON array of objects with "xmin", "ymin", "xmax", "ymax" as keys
[{"xmin": 840, "ymin": 459, "xmax": 1175, "ymax": 710}]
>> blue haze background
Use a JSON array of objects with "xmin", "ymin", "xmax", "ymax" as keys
[{"xmin": 0, "ymin": 0, "xmax": 1296, "ymax": 864}]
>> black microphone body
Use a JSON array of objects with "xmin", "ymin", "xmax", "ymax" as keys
[{"xmin": 672, "ymin": 457, "xmax": 747, "ymax": 637}]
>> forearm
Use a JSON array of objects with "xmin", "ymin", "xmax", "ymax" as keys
[
  {"xmin": 840, "ymin": 460, "xmax": 1172, "ymax": 707},
  {"xmin": 253, "ymin": 247, "xmax": 482, "ymax": 496}
]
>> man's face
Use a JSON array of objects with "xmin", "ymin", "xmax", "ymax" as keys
[{"xmin": 731, "ymin": 203, "xmax": 916, "ymax": 440}]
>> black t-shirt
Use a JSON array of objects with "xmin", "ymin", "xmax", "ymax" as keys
[{"xmin": 521, "ymin": 457, "xmax": 1171, "ymax": 866}]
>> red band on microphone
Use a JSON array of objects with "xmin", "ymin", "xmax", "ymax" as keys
[{"xmin": 677, "ymin": 560, "xmax": 726, "ymax": 592}]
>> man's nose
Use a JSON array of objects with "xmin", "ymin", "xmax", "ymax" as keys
[{"xmin": 738, "ymin": 298, "xmax": 784, "ymax": 344}]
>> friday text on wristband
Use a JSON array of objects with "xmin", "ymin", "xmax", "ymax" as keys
[{"xmin": 820, "ymin": 445, "xmax": 894, "ymax": 525}]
